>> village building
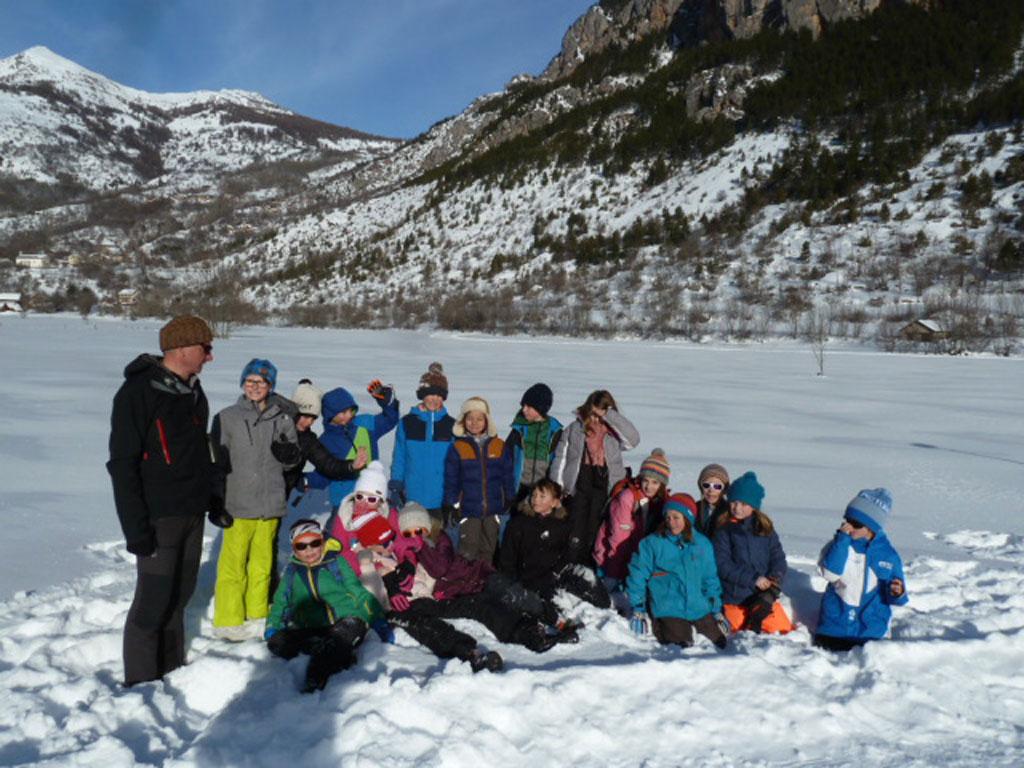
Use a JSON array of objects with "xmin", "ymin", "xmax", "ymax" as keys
[
  {"xmin": 900, "ymin": 318, "xmax": 948, "ymax": 343},
  {"xmin": 0, "ymin": 292, "xmax": 24, "ymax": 313}
]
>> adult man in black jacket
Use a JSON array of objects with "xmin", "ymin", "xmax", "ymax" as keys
[{"xmin": 107, "ymin": 315, "xmax": 227, "ymax": 685}]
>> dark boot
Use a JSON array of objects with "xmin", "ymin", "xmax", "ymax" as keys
[
  {"xmin": 511, "ymin": 620, "xmax": 558, "ymax": 653},
  {"xmin": 744, "ymin": 588, "xmax": 779, "ymax": 633},
  {"xmin": 468, "ymin": 649, "xmax": 504, "ymax": 673}
]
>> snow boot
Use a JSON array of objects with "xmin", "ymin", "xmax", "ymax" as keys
[
  {"xmin": 468, "ymin": 649, "xmax": 504, "ymax": 673},
  {"xmin": 513, "ymin": 620, "xmax": 558, "ymax": 653}
]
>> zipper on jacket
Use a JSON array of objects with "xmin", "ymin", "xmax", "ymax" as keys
[
  {"xmin": 479, "ymin": 438, "xmax": 489, "ymax": 515},
  {"xmin": 304, "ymin": 563, "xmax": 335, "ymax": 625},
  {"xmin": 155, "ymin": 418, "xmax": 172, "ymax": 465}
]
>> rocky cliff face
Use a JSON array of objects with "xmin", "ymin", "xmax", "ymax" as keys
[{"xmin": 543, "ymin": 0, "xmax": 922, "ymax": 81}]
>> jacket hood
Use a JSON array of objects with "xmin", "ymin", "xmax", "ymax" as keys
[
  {"xmin": 322, "ymin": 387, "xmax": 359, "ymax": 423},
  {"xmin": 124, "ymin": 354, "xmax": 196, "ymax": 395}
]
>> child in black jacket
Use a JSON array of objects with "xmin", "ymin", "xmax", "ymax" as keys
[{"xmin": 499, "ymin": 479, "xmax": 610, "ymax": 610}]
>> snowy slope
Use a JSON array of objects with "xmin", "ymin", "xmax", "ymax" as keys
[
  {"xmin": 1, "ymin": 316, "xmax": 1022, "ymax": 766},
  {"xmin": 0, "ymin": 46, "xmax": 398, "ymax": 190}
]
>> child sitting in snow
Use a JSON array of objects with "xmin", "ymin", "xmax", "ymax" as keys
[
  {"xmin": 443, "ymin": 396, "xmax": 515, "ymax": 562},
  {"xmin": 695, "ymin": 463, "xmax": 731, "ymax": 538},
  {"xmin": 324, "ymin": 461, "xmax": 400, "ymax": 606},
  {"xmin": 500, "ymin": 478, "xmax": 610, "ymax": 610},
  {"xmin": 387, "ymin": 502, "xmax": 579, "ymax": 652},
  {"xmin": 626, "ymin": 493, "xmax": 727, "ymax": 649},
  {"xmin": 593, "ymin": 448, "xmax": 671, "ymax": 592},
  {"xmin": 712, "ymin": 471, "xmax": 794, "ymax": 635},
  {"xmin": 814, "ymin": 488, "xmax": 908, "ymax": 652},
  {"xmin": 265, "ymin": 519, "xmax": 383, "ymax": 693}
]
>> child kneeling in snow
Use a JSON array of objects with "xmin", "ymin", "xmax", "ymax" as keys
[
  {"xmin": 626, "ymin": 493, "xmax": 728, "ymax": 649},
  {"xmin": 712, "ymin": 471, "xmax": 794, "ymax": 634},
  {"xmin": 500, "ymin": 478, "xmax": 610, "ymax": 610},
  {"xmin": 265, "ymin": 520, "xmax": 384, "ymax": 693},
  {"xmin": 814, "ymin": 488, "xmax": 908, "ymax": 652}
]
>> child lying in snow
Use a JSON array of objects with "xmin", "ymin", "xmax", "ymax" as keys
[{"xmin": 814, "ymin": 488, "xmax": 908, "ymax": 652}]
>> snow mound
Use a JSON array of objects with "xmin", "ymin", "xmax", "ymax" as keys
[{"xmin": 2, "ymin": 534, "xmax": 1023, "ymax": 767}]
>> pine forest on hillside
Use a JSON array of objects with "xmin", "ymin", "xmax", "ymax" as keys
[{"xmin": 1, "ymin": 0, "xmax": 1023, "ymax": 354}]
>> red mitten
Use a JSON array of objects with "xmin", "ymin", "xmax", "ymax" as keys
[{"xmin": 390, "ymin": 594, "xmax": 411, "ymax": 612}]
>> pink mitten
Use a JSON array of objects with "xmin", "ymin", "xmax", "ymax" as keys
[{"xmin": 390, "ymin": 594, "xmax": 411, "ymax": 612}]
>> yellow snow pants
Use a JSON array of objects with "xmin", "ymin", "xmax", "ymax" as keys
[{"xmin": 213, "ymin": 517, "xmax": 280, "ymax": 627}]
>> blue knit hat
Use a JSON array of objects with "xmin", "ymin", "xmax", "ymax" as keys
[
  {"xmin": 321, "ymin": 387, "xmax": 359, "ymax": 423},
  {"xmin": 728, "ymin": 471, "xmax": 765, "ymax": 509},
  {"xmin": 845, "ymin": 488, "xmax": 893, "ymax": 533},
  {"xmin": 239, "ymin": 358, "xmax": 277, "ymax": 390}
]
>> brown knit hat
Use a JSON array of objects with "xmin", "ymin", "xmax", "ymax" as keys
[
  {"xmin": 638, "ymin": 448, "xmax": 671, "ymax": 486},
  {"xmin": 159, "ymin": 315, "xmax": 213, "ymax": 352},
  {"xmin": 416, "ymin": 361, "xmax": 449, "ymax": 401},
  {"xmin": 698, "ymin": 463, "xmax": 730, "ymax": 489}
]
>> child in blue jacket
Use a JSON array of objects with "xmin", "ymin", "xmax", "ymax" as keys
[
  {"xmin": 626, "ymin": 493, "xmax": 727, "ymax": 649},
  {"xmin": 307, "ymin": 382, "xmax": 399, "ymax": 506},
  {"xmin": 389, "ymin": 362, "xmax": 455, "ymax": 518},
  {"xmin": 443, "ymin": 396, "xmax": 514, "ymax": 563},
  {"xmin": 814, "ymin": 488, "xmax": 908, "ymax": 652},
  {"xmin": 712, "ymin": 471, "xmax": 794, "ymax": 634}
]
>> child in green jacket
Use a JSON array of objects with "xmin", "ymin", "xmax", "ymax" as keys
[{"xmin": 266, "ymin": 519, "xmax": 384, "ymax": 693}]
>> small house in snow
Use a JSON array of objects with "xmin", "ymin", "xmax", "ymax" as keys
[
  {"xmin": 0, "ymin": 292, "xmax": 23, "ymax": 313},
  {"xmin": 15, "ymin": 253, "xmax": 48, "ymax": 269},
  {"xmin": 118, "ymin": 288, "xmax": 139, "ymax": 306},
  {"xmin": 900, "ymin": 318, "xmax": 947, "ymax": 342}
]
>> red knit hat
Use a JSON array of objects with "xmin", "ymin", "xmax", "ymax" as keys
[{"xmin": 664, "ymin": 493, "xmax": 698, "ymax": 522}]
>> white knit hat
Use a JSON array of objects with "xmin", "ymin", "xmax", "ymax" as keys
[
  {"xmin": 453, "ymin": 396, "xmax": 497, "ymax": 438},
  {"xmin": 292, "ymin": 380, "xmax": 324, "ymax": 418},
  {"xmin": 354, "ymin": 460, "xmax": 388, "ymax": 499},
  {"xmin": 398, "ymin": 502, "xmax": 432, "ymax": 533}
]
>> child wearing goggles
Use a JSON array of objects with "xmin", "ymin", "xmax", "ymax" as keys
[
  {"xmin": 265, "ymin": 519, "xmax": 383, "ymax": 693},
  {"xmin": 814, "ymin": 488, "xmax": 908, "ymax": 651}
]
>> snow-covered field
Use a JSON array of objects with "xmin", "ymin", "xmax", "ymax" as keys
[{"xmin": 1, "ymin": 315, "xmax": 1022, "ymax": 767}]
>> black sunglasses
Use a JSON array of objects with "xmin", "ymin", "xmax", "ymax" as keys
[
  {"xmin": 293, "ymin": 538, "xmax": 323, "ymax": 551},
  {"xmin": 845, "ymin": 518, "xmax": 865, "ymax": 530},
  {"xmin": 201, "ymin": 343, "xmax": 213, "ymax": 354}
]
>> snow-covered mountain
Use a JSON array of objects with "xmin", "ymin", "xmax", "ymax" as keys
[
  {"xmin": 2, "ymin": 1, "xmax": 1023, "ymax": 353},
  {"xmin": 0, "ymin": 46, "xmax": 398, "ymax": 194}
]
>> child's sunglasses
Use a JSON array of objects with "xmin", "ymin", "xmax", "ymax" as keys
[
  {"xmin": 844, "ymin": 518, "xmax": 866, "ymax": 530},
  {"xmin": 701, "ymin": 482, "xmax": 724, "ymax": 491},
  {"xmin": 401, "ymin": 527, "xmax": 429, "ymax": 538},
  {"xmin": 355, "ymin": 493, "xmax": 382, "ymax": 504},
  {"xmin": 293, "ymin": 538, "xmax": 324, "ymax": 551}
]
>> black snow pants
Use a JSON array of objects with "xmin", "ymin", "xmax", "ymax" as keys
[
  {"xmin": 268, "ymin": 617, "xmax": 368, "ymax": 692},
  {"xmin": 567, "ymin": 464, "xmax": 609, "ymax": 566},
  {"xmin": 123, "ymin": 513, "xmax": 204, "ymax": 686}
]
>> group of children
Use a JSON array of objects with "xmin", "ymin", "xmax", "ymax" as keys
[{"xmin": 206, "ymin": 359, "xmax": 909, "ymax": 692}]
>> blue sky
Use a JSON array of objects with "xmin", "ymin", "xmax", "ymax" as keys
[{"xmin": 0, "ymin": 0, "xmax": 596, "ymax": 139}]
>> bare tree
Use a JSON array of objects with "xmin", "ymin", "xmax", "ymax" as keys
[{"xmin": 803, "ymin": 307, "xmax": 832, "ymax": 376}]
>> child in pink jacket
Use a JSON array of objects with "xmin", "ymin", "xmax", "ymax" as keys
[{"xmin": 594, "ymin": 449, "xmax": 670, "ymax": 590}]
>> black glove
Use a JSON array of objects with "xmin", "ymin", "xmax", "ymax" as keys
[
  {"xmin": 208, "ymin": 497, "xmax": 234, "ymax": 529},
  {"xmin": 441, "ymin": 505, "xmax": 459, "ymax": 528},
  {"xmin": 367, "ymin": 380, "xmax": 394, "ymax": 406},
  {"xmin": 127, "ymin": 529, "xmax": 157, "ymax": 557},
  {"xmin": 271, "ymin": 433, "xmax": 302, "ymax": 466},
  {"xmin": 387, "ymin": 479, "xmax": 406, "ymax": 510}
]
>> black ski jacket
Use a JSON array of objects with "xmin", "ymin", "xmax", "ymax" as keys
[{"xmin": 107, "ymin": 354, "xmax": 213, "ymax": 553}]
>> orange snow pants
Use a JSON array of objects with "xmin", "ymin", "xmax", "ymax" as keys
[{"xmin": 722, "ymin": 601, "xmax": 794, "ymax": 634}]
